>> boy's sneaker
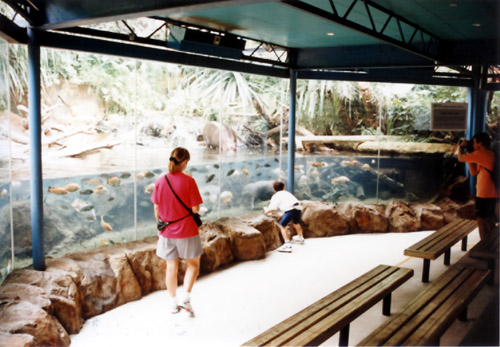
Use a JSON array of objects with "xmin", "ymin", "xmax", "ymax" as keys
[
  {"xmin": 277, "ymin": 242, "xmax": 292, "ymax": 253},
  {"xmin": 292, "ymin": 235, "xmax": 305, "ymax": 244},
  {"xmin": 180, "ymin": 300, "xmax": 195, "ymax": 317}
]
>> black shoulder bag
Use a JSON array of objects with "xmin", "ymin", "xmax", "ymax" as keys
[{"xmin": 164, "ymin": 175, "xmax": 202, "ymax": 227}]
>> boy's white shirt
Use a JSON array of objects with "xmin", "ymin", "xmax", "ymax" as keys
[{"xmin": 266, "ymin": 190, "xmax": 302, "ymax": 213}]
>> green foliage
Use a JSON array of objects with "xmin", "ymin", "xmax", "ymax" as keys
[{"xmin": 0, "ymin": 40, "xmax": 473, "ymax": 144}]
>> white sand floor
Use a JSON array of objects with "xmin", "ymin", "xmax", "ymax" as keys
[{"xmin": 69, "ymin": 228, "xmax": 498, "ymax": 347}]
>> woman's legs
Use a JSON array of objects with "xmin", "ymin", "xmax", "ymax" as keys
[
  {"xmin": 166, "ymin": 258, "xmax": 179, "ymax": 297},
  {"xmin": 183, "ymin": 256, "xmax": 201, "ymax": 294}
]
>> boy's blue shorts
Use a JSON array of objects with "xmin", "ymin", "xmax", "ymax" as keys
[{"xmin": 280, "ymin": 209, "xmax": 301, "ymax": 226}]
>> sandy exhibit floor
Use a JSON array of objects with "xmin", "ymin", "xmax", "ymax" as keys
[{"xmin": 69, "ymin": 229, "xmax": 497, "ymax": 347}]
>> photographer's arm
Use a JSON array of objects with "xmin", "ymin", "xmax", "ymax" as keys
[{"xmin": 457, "ymin": 146, "xmax": 480, "ymax": 176}]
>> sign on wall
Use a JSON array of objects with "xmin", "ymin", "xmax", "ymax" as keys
[{"xmin": 431, "ymin": 103, "xmax": 468, "ymax": 131}]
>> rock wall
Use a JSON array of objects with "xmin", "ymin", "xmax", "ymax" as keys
[{"xmin": 0, "ymin": 199, "xmax": 475, "ymax": 346}]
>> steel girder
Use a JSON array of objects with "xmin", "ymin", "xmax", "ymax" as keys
[{"xmin": 281, "ymin": 0, "xmax": 439, "ymax": 62}]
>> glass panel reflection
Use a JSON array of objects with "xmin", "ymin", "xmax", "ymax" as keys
[{"xmin": 0, "ymin": 39, "xmax": 12, "ymax": 283}]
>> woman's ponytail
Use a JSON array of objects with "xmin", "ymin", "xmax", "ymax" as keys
[{"xmin": 168, "ymin": 147, "xmax": 191, "ymax": 173}]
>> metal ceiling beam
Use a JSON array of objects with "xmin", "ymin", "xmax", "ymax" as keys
[
  {"xmin": 294, "ymin": 44, "xmax": 433, "ymax": 70},
  {"xmin": 281, "ymin": 0, "xmax": 439, "ymax": 62},
  {"xmin": 35, "ymin": 30, "xmax": 289, "ymax": 78},
  {"xmin": 2, "ymin": 0, "xmax": 39, "ymax": 26},
  {"xmin": 297, "ymin": 70, "xmax": 473, "ymax": 87},
  {"xmin": 28, "ymin": 0, "xmax": 271, "ymax": 29},
  {"xmin": 0, "ymin": 13, "xmax": 28, "ymax": 43}
]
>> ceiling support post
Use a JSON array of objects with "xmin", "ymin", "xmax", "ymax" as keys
[
  {"xmin": 27, "ymin": 28, "xmax": 45, "ymax": 271},
  {"xmin": 465, "ymin": 67, "xmax": 488, "ymax": 196},
  {"xmin": 287, "ymin": 69, "xmax": 297, "ymax": 194}
]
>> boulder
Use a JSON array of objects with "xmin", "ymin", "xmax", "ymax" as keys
[
  {"xmin": 435, "ymin": 197, "xmax": 461, "ymax": 223},
  {"xmin": 199, "ymin": 222, "xmax": 233, "ymax": 274},
  {"xmin": 0, "ymin": 301, "xmax": 70, "ymax": 346},
  {"xmin": 385, "ymin": 201, "xmax": 418, "ymax": 233},
  {"xmin": 3, "ymin": 267, "xmax": 83, "ymax": 334},
  {"xmin": 214, "ymin": 217, "xmax": 266, "ymax": 260},
  {"xmin": 64, "ymin": 245, "xmax": 141, "ymax": 319},
  {"xmin": 119, "ymin": 238, "xmax": 166, "ymax": 295},
  {"xmin": 243, "ymin": 214, "xmax": 282, "ymax": 251},
  {"xmin": 0, "ymin": 331, "xmax": 35, "ymax": 347},
  {"xmin": 0, "ymin": 283, "xmax": 51, "ymax": 312},
  {"xmin": 410, "ymin": 202, "xmax": 445, "ymax": 230},
  {"xmin": 339, "ymin": 202, "xmax": 388, "ymax": 233},
  {"xmin": 457, "ymin": 199, "xmax": 476, "ymax": 220},
  {"xmin": 301, "ymin": 201, "xmax": 349, "ymax": 237}
]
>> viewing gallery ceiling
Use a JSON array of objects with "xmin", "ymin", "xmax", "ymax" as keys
[{"xmin": 1, "ymin": 0, "xmax": 499, "ymax": 85}]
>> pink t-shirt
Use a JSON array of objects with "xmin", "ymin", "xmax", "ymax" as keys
[{"xmin": 151, "ymin": 172, "xmax": 203, "ymax": 239}]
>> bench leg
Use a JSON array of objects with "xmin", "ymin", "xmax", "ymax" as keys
[
  {"xmin": 461, "ymin": 236, "xmax": 468, "ymax": 251},
  {"xmin": 444, "ymin": 249, "xmax": 451, "ymax": 266},
  {"xmin": 383, "ymin": 293, "xmax": 391, "ymax": 316},
  {"xmin": 423, "ymin": 259, "xmax": 430, "ymax": 283},
  {"xmin": 339, "ymin": 324, "xmax": 350, "ymax": 347},
  {"xmin": 459, "ymin": 307, "xmax": 468, "ymax": 322}
]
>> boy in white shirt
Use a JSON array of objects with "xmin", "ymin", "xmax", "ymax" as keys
[{"xmin": 264, "ymin": 181, "xmax": 305, "ymax": 253}]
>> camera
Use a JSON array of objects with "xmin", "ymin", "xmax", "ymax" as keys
[{"xmin": 459, "ymin": 139, "xmax": 474, "ymax": 153}]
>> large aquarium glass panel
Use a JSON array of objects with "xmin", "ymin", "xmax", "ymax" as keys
[
  {"xmin": 293, "ymin": 81, "xmax": 469, "ymax": 204},
  {"xmin": 214, "ymin": 71, "xmax": 287, "ymax": 218},
  {"xmin": 0, "ymin": 39, "xmax": 12, "ymax": 283},
  {"xmin": 294, "ymin": 79, "xmax": 383, "ymax": 204},
  {"xmin": 134, "ymin": 61, "xmax": 196, "ymax": 239},
  {"xmin": 7, "ymin": 44, "xmax": 31, "ymax": 269},
  {"xmin": 40, "ymin": 51, "xmax": 137, "ymax": 256}
]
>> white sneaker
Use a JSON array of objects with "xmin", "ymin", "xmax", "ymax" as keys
[
  {"xmin": 180, "ymin": 300, "xmax": 195, "ymax": 317},
  {"xmin": 277, "ymin": 243, "xmax": 292, "ymax": 253},
  {"xmin": 292, "ymin": 235, "xmax": 305, "ymax": 244},
  {"xmin": 170, "ymin": 301, "xmax": 180, "ymax": 314}
]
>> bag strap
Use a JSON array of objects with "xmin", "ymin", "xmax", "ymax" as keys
[{"xmin": 165, "ymin": 175, "xmax": 193, "ymax": 216}]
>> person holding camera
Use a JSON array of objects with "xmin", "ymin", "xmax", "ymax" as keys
[
  {"xmin": 457, "ymin": 132, "xmax": 498, "ymax": 240},
  {"xmin": 152, "ymin": 147, "xmax": 203, "ymax": 316}
]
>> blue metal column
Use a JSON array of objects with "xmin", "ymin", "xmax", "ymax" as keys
[
  {"xmin": 287, "ymin": 69, "xmax": 297, "ymax": 193},
  {"xmin": 466, "ymin": 85, "xmax": 487, "ymax": 139},
  {"xmin": 465, "ymin": 71, "xmax": 488, "ymax": 196},
  {"xmin": 27, "ymin": 28, "xmax": 45, "ymax": 271}
]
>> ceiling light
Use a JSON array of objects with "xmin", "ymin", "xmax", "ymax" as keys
[
  {"xmin": 472, "ymin": 23, "xmax": 481, "ymax": 27},
  {"xmin": 327, "ymin": 32, "xmax": 335, "ymax": 36},
  {"xmin": 449, "ymin": 3, "xmax": 457, "ymax": 7}
]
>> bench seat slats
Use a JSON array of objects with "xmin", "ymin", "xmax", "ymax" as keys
[
  {"xmin": 404, "ymin": 219, "xmax": 476, "ymax": 260},
  {"xmin": 403, "ymin": 219, "xmax": 466, "ymax": 253},
  {"xmin": 358, "ymin": 265, "xmax": 490, "ymax": 346},
  {"xmin": 284, "ymin": 267, "xmax": 412, "ymax": 346},
  {"xmin": 245, "ymin": 265, "xmax": 390, "ymax": 346},
  {"xmin": 385, "ymin": 267, "xmax": 475, "ymax": 346},
  {"xmin": 404, "ymin": 269, "xmax": 489, "ymax": 346},
  {"xmin": 243, "ymin": 265, "xmax": 413, "ymax": 347},
  {"xmin": 358, "ymin": 265, "xmax": 466, "ymax": 345}
]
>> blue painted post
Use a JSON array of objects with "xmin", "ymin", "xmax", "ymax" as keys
[
  {"xmin": 287, "ymin": 69, "xmax": 297, "ymax": 193},
  {"xmin": 27, "ymin": 28, "xmax": 45, "ymax": 271},
  {"xmin": 465, "ymin": 76, "xmax": 488, "ymax": 196}
]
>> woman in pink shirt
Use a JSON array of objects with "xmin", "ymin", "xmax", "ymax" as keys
[
  {"xmin": 457, "ymin": 132, "xmax": 498, "ymax": 240},
  {"xmin": 151, "ymin": 147, "xmax": 203, "ymax": 316}
]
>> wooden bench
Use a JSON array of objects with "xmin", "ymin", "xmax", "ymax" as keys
[
  {"xmin": 242, "ymin": 265, "xmax": 413, "ymax": 347},
  {"xmin": 357, "ymin": 264, "xmax": 490, "ymax": 346},
  {"xmin": 469, "ymin": 227, "xmax": 499, "ymax": 285},
  {"xmin": 404, "ymin": 218, "xmax": 477, "ymax": 282}
]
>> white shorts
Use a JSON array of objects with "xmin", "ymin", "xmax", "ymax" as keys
[{"xmin": 156, "ymin": 235, "xmax": 203, "ymax": 260}]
